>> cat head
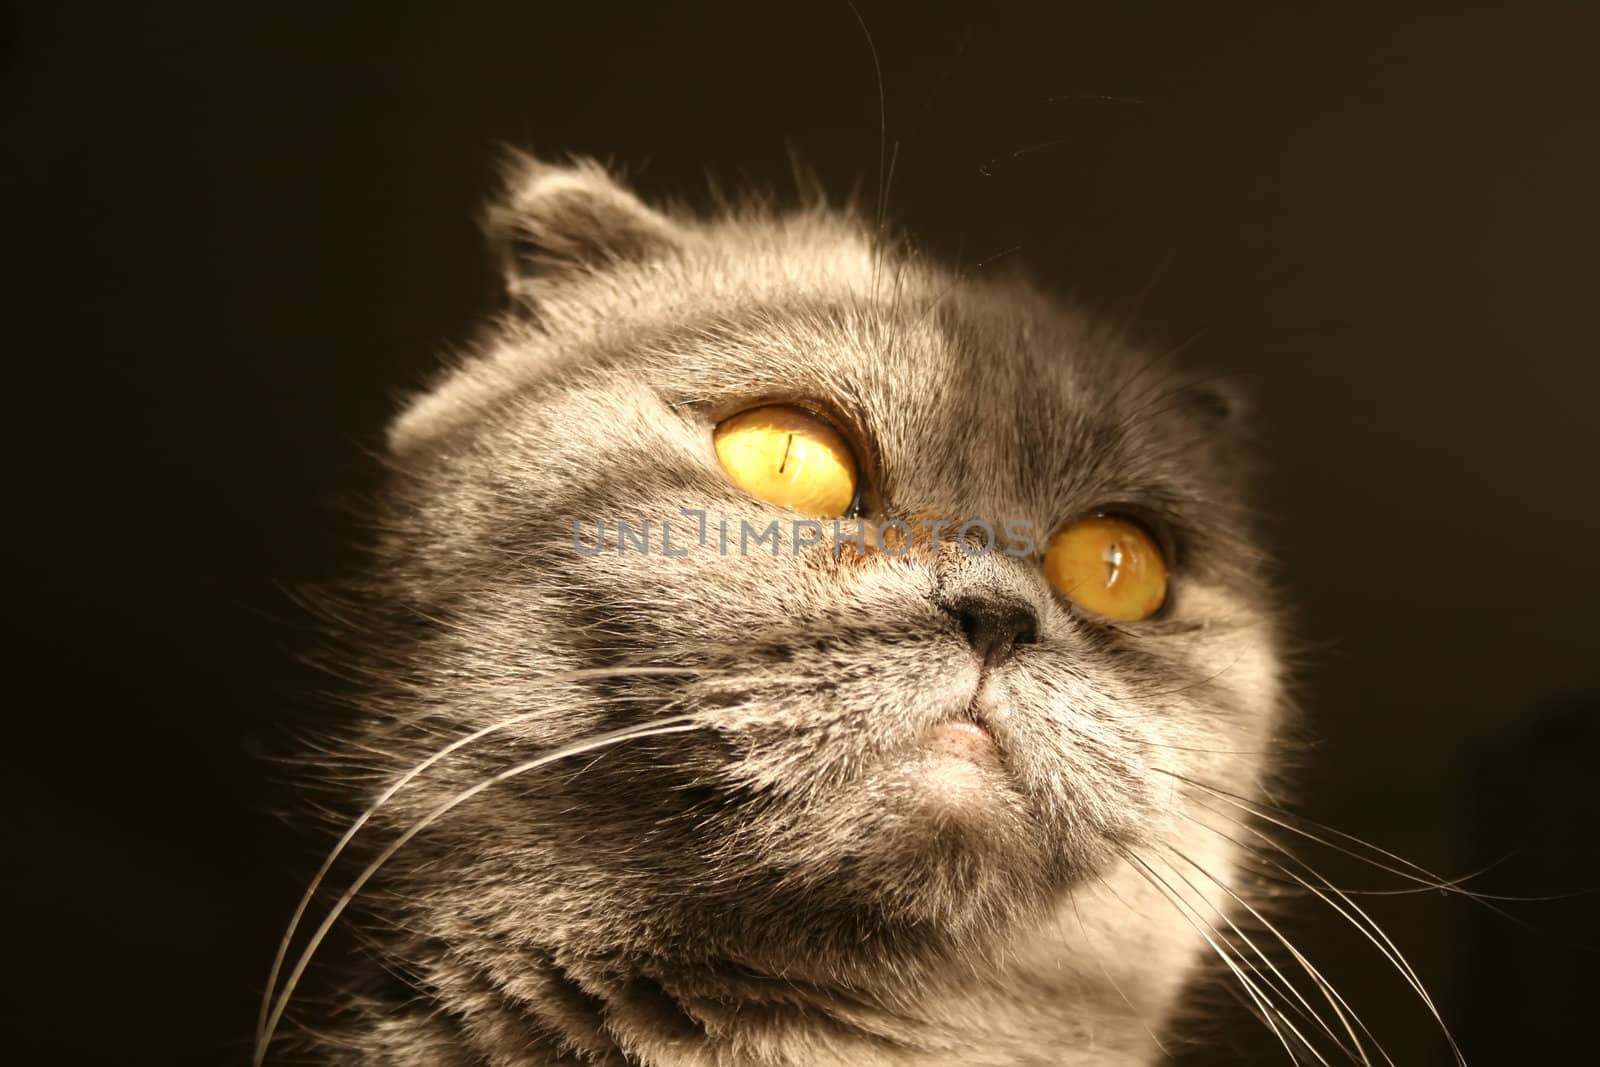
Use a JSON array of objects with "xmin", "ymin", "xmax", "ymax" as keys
[{"xmin": 356, "ymin": 156, "xmax": 1283, "ymax": 989}]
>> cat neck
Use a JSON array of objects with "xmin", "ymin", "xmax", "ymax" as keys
[{"xmin": 348, "ymin": 899, "xmax": 1170, "ymax": 1066}]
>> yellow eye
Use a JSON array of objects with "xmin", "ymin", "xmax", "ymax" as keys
[
  {"xmin": 713, "ymin": 404, "xmax": 859, "ymax": 517},
  {"xmin": 1043, "ymin": 515, "xmax": 1168, "ymax": 621}
]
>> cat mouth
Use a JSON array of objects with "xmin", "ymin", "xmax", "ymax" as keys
[
  {"xmin": 921, "ymin": 717, "xmax": 1001, "ymax": 766},
  {"xmin": 920, "ymin": 679, "xmax": 1007, "ymax": 767}
]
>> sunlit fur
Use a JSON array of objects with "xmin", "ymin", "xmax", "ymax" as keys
[{"xmin": 279, "ymin": 156, "xmax": 1293, "ymax": 1065}]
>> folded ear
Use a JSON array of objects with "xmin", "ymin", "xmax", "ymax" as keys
[
  {"xmin": 1177, "ymin": 376, "xmax": 1249, "ymax": 430},
  {"xmin": 485, "ymin": 153, "xmax": 686, "ymax": 293}
]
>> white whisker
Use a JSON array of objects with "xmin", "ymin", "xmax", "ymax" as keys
[
  {"xmin": 1116, "ymin": 845, "xmax": 1312, "ymax": 1065},
  {"xmin": 256, "ymin": 664, "xmax": 700, "ymax": 1049},
  {"xmin": 1160, "ymin": 843, "xmax": 1387, "ymax": 1066},
  {"xmin": 255, "ymin": 709, "xmax": 707, "ymax": 1065},
  {"xmin": 1178, "ymin": 795, "xmax": 1468, "ymax": 1066}
]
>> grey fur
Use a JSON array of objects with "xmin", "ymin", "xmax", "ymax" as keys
[{"xmin": 279, "ymin": 156, "xmax": 1287, "ymax": 1066}]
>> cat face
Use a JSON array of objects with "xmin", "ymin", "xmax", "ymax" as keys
[{"xmin": 362, "ymin": 158, "xmax": 1283, "ymax": 991}]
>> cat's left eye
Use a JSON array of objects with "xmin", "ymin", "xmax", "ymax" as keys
[
  {"xmin": 1043, "ymin": 514, "xmax": 1169, "ymax": 621},
  {"xmin": 713, "ymin": 404, "xmax": 859, "ymax": 517}
]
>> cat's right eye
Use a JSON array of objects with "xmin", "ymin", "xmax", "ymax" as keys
[{"xmin": 713, "ymin": 404, "xmax": 859, "ymax": 517}]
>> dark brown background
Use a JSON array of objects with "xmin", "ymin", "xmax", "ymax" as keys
[{"xmin": 4, "ymin": 2, "xmax": 1598, "ymax": 1063}]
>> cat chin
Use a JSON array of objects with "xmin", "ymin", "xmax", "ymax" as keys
[
  {"xmin": 896, "ymin": 740, "xmax": 1012, "ymax": 819},
  {"xmin": 911, "ymin": 750, "xmax": 1000, "ymax": 800},
  {"xmin": 875, "ymin": 717, "xmax": 1021, "ymax": 815},
  {"xmin": 839, "ymin": 762, "xmax": 1048, "ymax": 883}
]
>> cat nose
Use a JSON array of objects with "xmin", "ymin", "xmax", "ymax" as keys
[{"xmin": 944, "ymin": 592, "xmax": 1039, "ymax": 665}]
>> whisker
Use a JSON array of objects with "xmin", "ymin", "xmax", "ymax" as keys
[
  {"xmin": 1154, "ymin": 769, "xmax": 1541, "ymax": 907},
  {"xmin": 255, "ymin": 664, "xmax": 702, "ymax": 1049},
  {"xmin": 1147, "ymin": 848, "xmax": 1353, "ymax": 1064},
  {"xmin": 1091, "ymin": 868, "xmax": 1159, "ymax": 923},
  {"xmin": 912, "ymin": 244, "xmax": 1024, "ymax": 328},
  {"xmin": 1177, "ymin": 799, "xmax": 1468, "ymax": 1066},
  {"xmin": 843, "ymin": 0, "xmax": 888, "ymax": 301},
  {"xmin": 255, "ymin": 710, "xmax": 707, "ymax": 1065},
  {"xmin": 1162, "ymin": 843, "xmax": 1391, "ymax": 1066},
  {"xmin": 1134, "ymin": 740, "xmax": 1278, "ymax": 757},
  {"xmin": 1324, "ymin": 854, "xmax": 1549, "ymax": 899},
  {"xmin": 1063, "ymin": 888, "xmax": 1173, "ymax": 1058},
  {"xmin": 976, "ymin": 138, "xmax": 1075, "ymax": 178},
  {"xmin": 1136, "ymin": 650, "xmax": 1249, "ymax": 700},
  {"xmin": 1114, "ymin": 844, "xmax": 1311, "ymax": 1064}
]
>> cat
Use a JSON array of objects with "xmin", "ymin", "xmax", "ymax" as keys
[{"xmin": 259, "ymin": 154, "xmax": 1296, "ymax": 1066}]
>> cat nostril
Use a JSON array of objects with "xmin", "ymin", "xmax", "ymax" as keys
[{"xmin": 945, "ymin": 593, "xmax": 1040, "ymax": 665}]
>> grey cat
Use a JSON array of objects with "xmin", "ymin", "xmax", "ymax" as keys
[{"xmin": 261, "ymin": 156, "xmax": 1296, "ymax": 1066}]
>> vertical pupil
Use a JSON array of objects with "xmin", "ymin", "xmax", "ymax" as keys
[
  {"xmin": 1102, "ymin": 539, "xmax": 1125, "ymax": 587},
  {"xmin": 778, "ymin": 433, "xmax": 793, "ymax": 474}
]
